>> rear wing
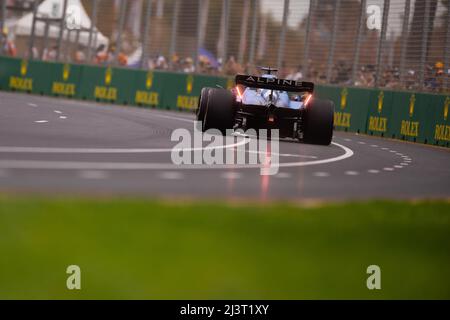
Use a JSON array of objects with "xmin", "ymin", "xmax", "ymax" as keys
[{"xmin": 235, "ymin": 75, "xmax": 314, "ymax": 93}]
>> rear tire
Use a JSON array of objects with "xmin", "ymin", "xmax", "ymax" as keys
[
  {"xmin": 196, "ymin": 87, "xmax": 212, "ymax": 121},
  {"xmin": 303, "ymin": 98, "xmax": 334, "ymax": 145},
  {"xmin": 203, "ymin": 88, "xmax": 235, "ymax": 135}
]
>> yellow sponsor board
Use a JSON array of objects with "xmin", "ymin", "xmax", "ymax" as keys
[
  {"xmin": 52, "ymin": 82, "xmax": 76, "ymax": 96},
  {"xmin": 94, "ymin": 86, "xmax": 117, "ymax": 100},
  {"xmin": 400, "ymin": 120, "xmax": 419, "ymax": 137},
  {"xmin": 334, "ymin": 112, "xmax": 351, "ymax": 128},
  {"xmin": 135, "ymin": 90, "xmax": 159, "ymax": 106},
  {"xmin": 368, "ymin": 116, "xmax": 387, "ymax": 132},
  {"xmin": 186, "ymin": 75, "xmax": 194, "ymax": 94},
  {"xmin": 9, "ymin": 76, "xmax": 33, "ymax": 91},
  {"xmin": 434, "ymin": 124, "xmax": 450, "ymax": 141},
  {"xmin": 340, "ymin": 87, "xmax": 348, "ymax": 110},
  {"xmin": 177, "ymin": 95, "xmax": 198, "ymax": 110}
]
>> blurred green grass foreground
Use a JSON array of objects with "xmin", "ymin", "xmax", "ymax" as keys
[{"xmin": 0, "ymin": 196, "xmax": 449, "ymax": 299}]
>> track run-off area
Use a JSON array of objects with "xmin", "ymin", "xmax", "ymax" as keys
[{"xmin": 0, "ymin": 91, "xmax": 449, "ymax": 200}]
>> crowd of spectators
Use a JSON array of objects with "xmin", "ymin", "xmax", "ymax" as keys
[{"xmin": 0, "ymin": 29, "xmax": 447, "ymax": 93}]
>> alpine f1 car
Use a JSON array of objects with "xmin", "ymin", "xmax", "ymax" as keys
[{"xmin": 196, "ymin": 67, "xmax": 334, "ymax": 145}]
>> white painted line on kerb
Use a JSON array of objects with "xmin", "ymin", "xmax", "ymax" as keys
[
  {"xmin": 394, "ymin": 165, "xmax": 403, "ymax": 169},
  {"xmin": 368, "ymin": 169, "xmax": 380, "ymax": 174},
  {"xmin": 383, "ymin": 167, "xmax": 394, "ymax": 171},
  {"xmin": 313, "ymin": 172, "xmax": 330, "ymax": 177},
  {"xmin": 401, "ymin": 163, "xmax": 409, "ymax": 166},
  {"xmin": 34, "ymin": 120, "xmax": 48, "ymax": 123}
]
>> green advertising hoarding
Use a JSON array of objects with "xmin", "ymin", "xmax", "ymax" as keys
[
  {"xmin": 77, "ymin": 64, "xmax": 136, "ymax": 104},
  {"xmin": 316, "ymin": 85, "xmax": 371, "ymax": 133}
]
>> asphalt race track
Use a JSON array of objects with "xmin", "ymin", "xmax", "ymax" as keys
[{"xmin": 0, "ymin": 91, "xmax": 449, "ymax": 200}]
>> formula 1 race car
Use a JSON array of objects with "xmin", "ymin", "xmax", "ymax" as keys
[{"xmin": 196, "ymin": 67, "xmax": 334, "ymax": 145}]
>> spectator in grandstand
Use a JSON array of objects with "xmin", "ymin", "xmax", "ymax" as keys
[
  {"xmin": 1, "ymin": 28, "xmax": 17, "ymax": 57},
  {"xmin": 223, "ymin": 56, "xmax": 242, "ymax": 76},
  {"xmin": 286, "ymin": 65, "xmax": 303, "ymax": 81},
  {"xmin": 182, "ymin": 57, "xmax": 195, "ymax": 73},
  {"xmin": 74, "ymin": 46, "xmax": 86, "ymax": 63},
  {"xmin": 43, "ymin": 46, "xmax": 57, "ymax": 61},
  {"xmin": 94, "ymin": 44, "xmax": 108, "ymax": 64},
  {"xmin": 155, "ymin": 55, "xmax": 168, "ymax": 70}
]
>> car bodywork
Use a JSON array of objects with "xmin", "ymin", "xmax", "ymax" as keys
[{"xmin": 232, "ymin": 71, "xmax": 314, "ymax": 139}]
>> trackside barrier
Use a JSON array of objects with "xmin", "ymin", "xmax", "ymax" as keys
[
  {"xmin": 316, "ymin": 84, "xmax": 449, "ymax": 147},
  {"xmin": 0, "ymin": 56, "xmax": 448, "ymax": 147}
]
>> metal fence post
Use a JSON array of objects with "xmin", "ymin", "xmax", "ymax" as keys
[
  {"xmin": 351, "ymin": 0, "xmax": 366, "ymax": 85},
  {"xmin": 302, "ymin": 0, "xmax": 314, "ymax": 79},
  {"xmin": 248, "ymin": 0, "xmax": 258, "ymax": 66},
  {"xmin": 277, "ymin": 0, "xmax": 289, "ymax": 71},
  {"xmin": 218, "ymin": 0, "xmax": 230, "ymax": 63},
  {"xmin": 419, "ymin": 0, "xmax": 430, "ymax": 90},
  {"xmin": 445, "ymin": 2, "xmax": 450, "ymax": 92},
  {"xmin": 0, "ymin": 0, "xmax": 6, "ymax": 55},
  {"xmin": 195, "ymin": 0, "xmax": 202, "ymax": 69},
  {"xmin": 141, "ymin": 0, "xmax": 153, "ymax": 69},
  {"xmin": 326, "ymin": 0, "xmax": 340, "ymax": 83},
  {"xmin": 114, "ymin": 0, "xmax": 127, "ymax": 66},
  {"xmin": 28, "ymin": 0, "xmax": 38, "ymax": 59},
  {"xmin": 87, "ymin": 0, "xmax": 99, "ymax": 62},
  {"xmin": 56, "ymin": 0, "xmax": 68, "ymax": 61},
  {"xmin": 169, "ymin": 0, "xmax": 180, "ymax": 67},
  {"xmin": 40, "ymin": 20, "xmax": 50, "ymax": 60},
  {"xmin": 374, "ymin": 0, "xmax": 390, "ymax": 88},
  {"xmin": 399, "ymin": 0, "xmax": 410, "ymax": 86},
  {"xmin": 238, "ymin": 0, "xmax": 251, "ymax": 65},
  {"xmin": 196, "ymin": 0, "xmax": 209, "ymax": 70}
]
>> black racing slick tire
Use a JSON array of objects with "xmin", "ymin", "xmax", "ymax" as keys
[
  {"xmin": 196, "ymin": 87, "xmax": 212, "ymax": 121},
  {"xmin": 203, "ymin": 88, "xmax": 235, "ymax": 135},
  {"xmin": 303, "ymin": 98, "xmax": 334, "ymax": 145}
]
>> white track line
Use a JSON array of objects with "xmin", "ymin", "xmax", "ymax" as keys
[
  {"xmin": 34, "ymin": 120, "xmax": 48, "ymax": 123},
  {"xmin": 59, "ymin": 116, "xmax": 67, "ymax": 119},
  {"xmin": 28, "ymin": 103, "xmax": 38, "ymax": 107},
  {"xmin": 345, "ymin": 171, "xmax": 359, "ymax": 176},
  {"xmin": 274, "ymin": 172, "xmax": 292, "ymax": 179},
  {"xmin": 0, "ymin": 142, "xmax": 354, "ymax": 170},
  {"xmin": 0, "ymin": 136, "xmax": 249, "ymax": 154},
  {"xmin": 313, "ymin": 172, "xmax": 330, "ymax": 177},
  {"xmin": 368, "ymin": 169, "xmax": 380, "ymax": 173}
]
